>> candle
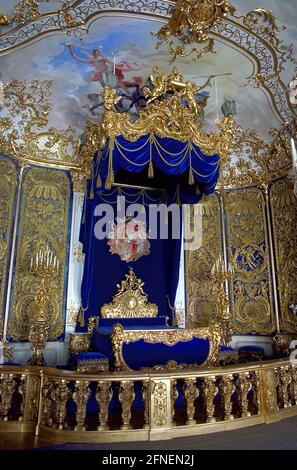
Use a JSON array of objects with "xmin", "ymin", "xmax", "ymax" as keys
[
  {"xmin": 30, "ymin": 257, "xmax": 33, "ymax": 269},
  {"xmin": 57, "ymin": 260, "xmax": 60, "ymax": 271},
  {"xmin": 214, "ymin": 79, "xmax": 219, "ymax": 120},
  {"xmin": 291, "ymin": 137, "xmax": 297, "ymax": 171},
  {"xmin": 36, "ymin": 253, "xmax": 38, "ymax": 266}
]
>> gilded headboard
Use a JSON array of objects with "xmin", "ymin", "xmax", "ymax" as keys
[{"xmin": 100, "ymin": 268, "xmax": 158, "ymax": 318}]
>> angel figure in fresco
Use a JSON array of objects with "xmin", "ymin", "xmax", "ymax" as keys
[{"xmin": 66, "ymin": 43, "xmax": 144, "ymax": 90}]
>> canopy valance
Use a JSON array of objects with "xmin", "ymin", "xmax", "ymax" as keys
[
  {"xmin": 74, "ymin": 68, "xmax": 236, "ymax": 204},
  {"xmin": 89, "ymin": 133, "xmax": 220, "ymax": 204}
]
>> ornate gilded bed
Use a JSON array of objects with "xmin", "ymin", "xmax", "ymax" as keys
[{"xmin": 89, "ymin": 268, "xmax": 221, "ymax": 371}]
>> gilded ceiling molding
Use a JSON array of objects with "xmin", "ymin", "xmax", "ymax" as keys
[{"xmin": 0, "ymin": 1, "xmax": 294, "ymax": 126}]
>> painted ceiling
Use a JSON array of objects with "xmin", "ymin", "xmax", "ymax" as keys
[{"xmin": 0, "ymin": 0, "xmax": 296, "ymax": 155}]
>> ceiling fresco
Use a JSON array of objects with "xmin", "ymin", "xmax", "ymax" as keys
[{"xmin": 0, "ymin": 0, "xmax": 296, "ymax": 171}]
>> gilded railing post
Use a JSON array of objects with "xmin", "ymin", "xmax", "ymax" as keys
[
  {"xmin": 73, "ymin": 380, "xmax": 89, "ymax": 431},
  {"xmin": 41, "ymin": 377, "xmax": 54, "ymax": 426},
  {"xmin": 18, "ymin": 374, "xmax": 26, "ymax": 422},
  {"xmin": 240, "ymin": 372, "xmax": 252, "ymax": 418},
  {"xmin": 222, "ymin": 374, "xmax": 235, "ymax": 420},
  {"xmin": 183, "ymin": 378, "xmax": 198, "ymax": 425},
  {"xmin": 279, "ymin": 366, "xmax": 292, "ymax": 408},
  {"xmin": 52, "ymin": 379, "xmax": 69, "ymax": 430},
  {"xmin": 142, "ymin": 380, "xmax": 150, "ymax": 429},
  {"xmin": 290, "ymin": 365, "xmax": 297, "ymax": 404},
  {"xmin": 259, "ymin": 367, "xmax": 279, "ymax": 417},
  {"xmin": 119, "ymin": 380, "xmax": 135, "ymax": 430},
  {"xmin": 0, "ymin": 373, "xmax": 15, "ymax": 421},
  {"xmin": 96, "ymin": 381, "xmax": 112, "ymax": 431},
  {"xmin": 22, "ymin": 372, "xmax": 40, "ymax": 424},
  {"xmin": 204, "ymin": 376, "xmax": 218, "ymax": 423},
  {"xmin": 150, "ymin": 379, "xmax": 171, "ymax": 432}
]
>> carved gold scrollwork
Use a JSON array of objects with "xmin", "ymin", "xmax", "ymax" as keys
[
  {"xmin": 101, "ymin": 268, "xmax": 158, "ymax": 319},
  {"xmin": 111, "ymin": 323, "xmax": 221, "ymax": 371},
  {"xmin": 8, "ymin": 168, "xmax": 70, "ymax": 340},
  {"xmin": 227, "ymin": 188, "xmax": 275, "ymax": 334},
  {"xmin": 153, "ymin": 381, "xmax": 168, "ymax": 428},
  {"xmin": 155, "ymin": 0, "xmax": 237, "ymax": 61},
  {"xmin": 0, "ymin": 158, "xmax": 17, "ymax": 336},
  {"xmin": 186, "ymin": 194, "xmax": 222, "ymax": 327}
]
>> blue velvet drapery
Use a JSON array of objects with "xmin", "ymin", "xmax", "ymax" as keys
[
  {"xmin": 79, "ymin": 187, "xmax": 181, "ymax": 329},
  {"xmin": 78, "ymin": 134, "xmax": 221, "ymax": 331},
  {"xmin": 90, "ymin": 134, "xmax": 220, "ymax": 204}
]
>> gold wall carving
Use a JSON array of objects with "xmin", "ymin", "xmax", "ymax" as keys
[
  {"xmin": 270, "ymin": 178, "xmax": 297, "ymax": 333},
  {"xmin": 8, "ymin": 167, "xmax": 70, "ymax": 340},
  {"xmin": 0, "ymin": 80, "xmax": 81, "ymax": 167},
  {"xmin": 0, "ymin": 157, "xmax": 17, "ymax": 336},
  {"xmin": 186, "ymin": 194, "xmax": 222, "ymax": 327},
  {"xmin": 226, "ymin": 188, "xmax": 275, "ymax": 334}
]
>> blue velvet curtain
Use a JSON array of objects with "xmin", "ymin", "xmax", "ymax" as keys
[
  {"xmin": 78, "ymin": 187, "xmax": 181, "ymax": 330},
  {"xmin": 78, "ymin": 134, "xmax": 221, "ymax": 331}
]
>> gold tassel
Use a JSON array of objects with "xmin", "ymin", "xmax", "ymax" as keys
[
  {"xmin": 105, "ymin": 138, "xmax": 114, "ymax": 190},
  {"xmin": 188, "ymin": 166, "xmax": 194, "ymax": 185},
  {"xmin": 176, "ymin": 184, "xmax": 181, "ymax": 207},
  {"xmin": 148, "ymin": 132, "xmax": 154, "ymax": 179},
  {"xmin": 96, "ymin": 173, "xmax": 102, "ymax": 189},
  {"xmin": 77, "ymin": 307, "xmax": 85, "ymax": 328},
  {"xmin": 196, "ymin": 185, "xmax": 201, "ymax": 195},
  {"xmin": 148, "ymin": 161, "xmax": 154, "ymax": 179},
  {"xmin": 89, "ymin": 185, "xmax": 94, "ymax": 199},
  {"xmin": 105, "ymin": 178, "xmax": 112, "ymax": 190}
]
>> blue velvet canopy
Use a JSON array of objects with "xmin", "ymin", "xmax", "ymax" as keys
[
  {"xmin": 78, "ymin": 131, "xmax": 221, "ymax": 330},
  {"xmin": 89, "ymin": 133, "xmax": 220, "ymax": 204}
]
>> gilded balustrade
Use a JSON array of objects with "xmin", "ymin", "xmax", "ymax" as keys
[{"xmin": 1, "ymin": 360, "xmax": 297, "ymax": 442}]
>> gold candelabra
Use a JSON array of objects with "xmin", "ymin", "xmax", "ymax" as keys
[
  {"xmin": 27, "ymin": 246, "xmax": 60, "ymax": 366},
  {"xmin": 211, "ymin": 255, "xmax": 234, "ymax": 345}
]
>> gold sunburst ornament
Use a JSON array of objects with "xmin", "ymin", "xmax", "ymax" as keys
[{"xmin": 101, "ymin": 268, "xmax": 158, "ymax": 318}]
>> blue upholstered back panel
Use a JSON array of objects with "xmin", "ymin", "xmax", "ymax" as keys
[{"xmin": 122, "ymin": 337, "xmax": 210, "ymax": 370}]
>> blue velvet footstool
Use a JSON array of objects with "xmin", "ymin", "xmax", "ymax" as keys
[{"xmin": 72, "ymin": 352, "xmax": 109, "ymax": 373}]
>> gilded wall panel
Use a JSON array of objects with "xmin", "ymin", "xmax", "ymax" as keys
[
  {"xmin": 270, "ymin": 179, "xmax": 297, "ymax": 333},
  {"xmin": 186, "ymin": 194, "xmax": 222, "ymax": 327},
  {"xmin": 8, "ymin": 168, "xmax": 71, "ymax": 340},
  {"xmin": 226, "ymin": 188, "xmax": 275, "ymax": 334},
  {"xmin": 0, "ymin": 157, "xmax": 17, "ymax": 336}
]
